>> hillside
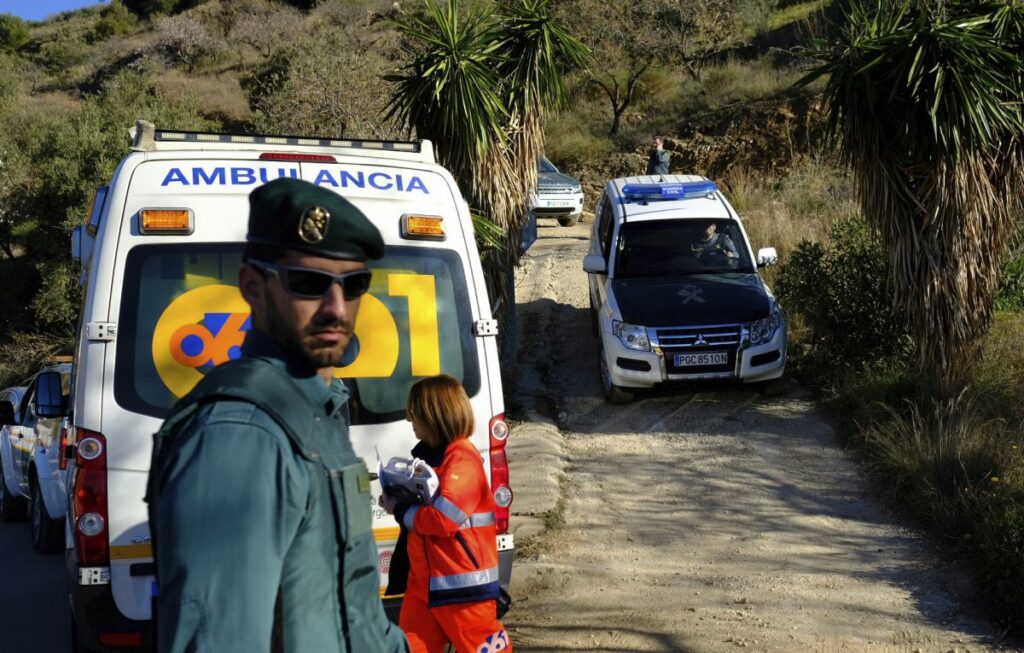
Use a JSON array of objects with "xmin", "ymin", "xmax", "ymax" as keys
[{"xmin": 0, "ymin": 0, "xmax": 836, "ymax": 384}]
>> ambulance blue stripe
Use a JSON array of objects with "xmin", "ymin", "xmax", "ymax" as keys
[{"xmin": 433, "ymin": 496, "xmax": 468, "ymax": 526}]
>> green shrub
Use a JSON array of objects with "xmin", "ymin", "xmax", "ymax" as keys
[
  {"xmin": 0, "ymin": 69, "xmax": 217, "ymax": 359},
  {"xmin": 544, "ymin": 111, "xmax": 614, "ymax": 167},
  {"xmin": 39, "ymin": 28, "xmax": 89, "ymax": 75},
  {"xmin": 94, "ymin": 1, "xmax": 139, "ymax": 40},
  {"xmin": 122, "ymin": 0, "xmax": 204, "ymax": 17},
  {"xmin": 969, "ymin": 483, "xmax": 1024, "ymax": 628},
  {"xmin": 854, "ymin": 392, "xmax": 1024, "ymax": 627},
  {"xmin": 996, "ymin": 250, "xmax": 1024, "ymax": 311},
  {"xmin": 0, "ymin": 14, "xmax": 29, "ymax": 53},
  {"xmin": 775, "ymin": 216, "xmax": 911, "ymax": 376}
]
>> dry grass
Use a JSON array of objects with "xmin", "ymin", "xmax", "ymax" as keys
[
  {"xmin": 153, "ymin": 69, "xmax": 252, "ymax": 122},
  {"xmin": 701, "ymin": 57, "xmax": 807, "ymax": 108},
  {"xmin": 724, "ymin": 155, "xmax": 857, "ymax": 260}
]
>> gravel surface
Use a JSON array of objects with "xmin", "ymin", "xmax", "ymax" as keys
[{"xmin": 505, "ymin": 219, "xmax": 1019, "ymax": 653}]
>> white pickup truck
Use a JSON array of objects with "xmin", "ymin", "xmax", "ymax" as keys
[{"xmin": 0, "ymin": 361, "xmax": 72, "ymax": 553}]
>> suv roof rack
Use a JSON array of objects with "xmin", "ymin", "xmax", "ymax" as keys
[{"xmin": 128, "ymin": 120, "xmax": 433, "ymax": 162}]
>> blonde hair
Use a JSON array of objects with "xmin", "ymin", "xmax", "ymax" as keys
[{"xmin": 406, "ymin": 374, "xmax": 475, "ymax": 448}]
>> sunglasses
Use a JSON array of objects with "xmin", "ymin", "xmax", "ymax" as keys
[{"xmin": 248, "ymin": 260, "xmax": 373, "ymax": 300}]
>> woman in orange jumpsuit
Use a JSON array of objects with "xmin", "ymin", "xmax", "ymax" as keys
[{"xmin": 382, "ymin": 374, "xmax": 511, "ymax": 653}]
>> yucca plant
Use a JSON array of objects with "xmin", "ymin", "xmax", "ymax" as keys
[
  {"xmin": 385, "ymin": 0, "xmax": 588, "ymax": 356},
  {"xmin": 801, "ymin": 0, "xmax": 1024, "ymax": 396}
]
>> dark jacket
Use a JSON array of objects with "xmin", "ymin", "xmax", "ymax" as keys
[{"xmin": 647, "ymin": 148, "xmax": 670, "ymax": 175}]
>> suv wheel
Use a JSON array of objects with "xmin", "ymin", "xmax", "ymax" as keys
[
  {"xmin": 598, "ymin": 347, "xmax": 634, "ymax": 404},
  {"xmin": 31, "ymin": 478, "xmax": 63, "ymax": 553},
  {"xmin": 0, "ymin": 465, "xmax": 27, "ymax": 522},
  {"xmin": 558, "ymin": 214, "xmax": 580, "ymax": 227}
]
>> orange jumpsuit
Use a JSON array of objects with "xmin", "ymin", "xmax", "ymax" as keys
[{"xmin": 395, "ymin": 438, "xmax": 511, "ymax": 653}]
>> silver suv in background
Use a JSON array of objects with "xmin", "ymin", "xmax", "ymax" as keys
[{"xmin": 530, "ymin": 156, "xmax": 584, "ymax": 227}]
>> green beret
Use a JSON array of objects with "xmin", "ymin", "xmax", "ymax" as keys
[{"xmin": 247, "ymin": 177, "xmax": 384, "ymax": 261}]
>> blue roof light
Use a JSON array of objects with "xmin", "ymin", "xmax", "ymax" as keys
[{"xmin": 621, "ymin": 181, "xmax": 718, "ymax": 201}]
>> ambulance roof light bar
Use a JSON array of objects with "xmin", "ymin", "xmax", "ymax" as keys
[
  {"xmin": 621, "ymin": 181, "xmax": 719, "ymax": 203},
  {"xmin": 129, "ymin": 119, "xmax": 425, "ymax": 155}
]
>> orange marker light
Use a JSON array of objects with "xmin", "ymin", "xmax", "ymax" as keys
[
  {"xmin": 140, "ymin": 209, "xmax": 193, "ymax": 234},
  {"xmin": 401, "ymin": 215, "xmax": 445, "ymax": 241}
]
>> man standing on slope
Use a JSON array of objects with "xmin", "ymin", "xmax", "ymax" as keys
[{"xmin": 647, "ymin": 135, "xmax": 671, "ymax": 175}]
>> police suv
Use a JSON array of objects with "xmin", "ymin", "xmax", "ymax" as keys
[
  {"xmin": 66, "ymin": 121, "xmax": 513, "ymax": 651},
  {"xmin": 584, "ymin": 176, "xmax": 786, "ymax": 403},
  {"xmin": 0, "ymin": 361, "xmax": 72, "ymax": 553}
]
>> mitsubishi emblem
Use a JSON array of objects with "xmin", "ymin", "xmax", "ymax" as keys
[{"xmin": 694, "ymin": 333, "xmax": 708, "ymax": 346}]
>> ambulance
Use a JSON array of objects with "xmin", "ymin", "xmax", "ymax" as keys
[{"xmin": 66, "ymin": 121, "xmax": 514, "ymax": 651}]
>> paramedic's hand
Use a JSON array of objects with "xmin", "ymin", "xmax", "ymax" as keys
[{"xmin": 379, "ymin": 493, "xmax": 398, "ymax": 515}]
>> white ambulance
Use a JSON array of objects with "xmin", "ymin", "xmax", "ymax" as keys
[{"xmin": 66, "ymin": 121, "xmax": 514, "ymax": 652}]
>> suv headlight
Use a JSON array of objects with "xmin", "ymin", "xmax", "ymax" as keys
[
  {"xmin": 749, "ymin": 310, "xmax": 784, "ymax": 345},
  {"xmin": 613, "ymin": 321, "xmax": 650, "ymax": 351}
]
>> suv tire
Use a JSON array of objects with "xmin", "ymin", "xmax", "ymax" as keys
[
  {"xmin": 31, "ymin": 478, "xmax": 63, "ymax": 553},
  {"xmin": 558, "ymin": 214, "xmax": 580, "ymax": 227},
  {"xmin": 0, "ymin": 465, "xmax": 27, "ymax": 522},
  {"xmin": 598, "ymin": 347, "xmax": 634, "ymax": 404}
]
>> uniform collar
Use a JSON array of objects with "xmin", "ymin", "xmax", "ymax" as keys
[{"xmin": 241, "ymin": 329, "xmax": 349, "ymax": 417}]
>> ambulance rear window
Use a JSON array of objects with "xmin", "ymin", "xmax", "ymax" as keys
[{"xmin": 113, "ymin": 243, "xmax": 481, "ymax": 423}]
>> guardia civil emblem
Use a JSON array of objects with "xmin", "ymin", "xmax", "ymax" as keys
[{"xmin": 298, "ymin": 206, "xmax": 330, "ymax": 243}]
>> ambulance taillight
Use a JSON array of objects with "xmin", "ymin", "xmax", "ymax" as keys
[
  {"xmin": 489, "ymin": 415, "xmax": 512, "ymax": 534},
  {"xmin": 72, "ymin": 431, "xmax": 109, "ymax": 566}
]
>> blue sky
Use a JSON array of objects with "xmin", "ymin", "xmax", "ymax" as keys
[{"xmin": 0, "ymin": 1, "xmax": 109, "ymax": 22}]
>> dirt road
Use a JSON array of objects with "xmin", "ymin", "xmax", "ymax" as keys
[{"xmin": 506, "ymin": 220, "xmax": 1016, "ymax": 653}]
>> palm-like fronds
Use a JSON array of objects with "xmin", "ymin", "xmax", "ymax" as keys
[
  {"xmin": 384, "ymin": 0, "xmax": 508, "ymax": 208},
  {"xmin": 384, "ymin": 0, "xmax": 588, "ymax": 355},
  {"xmin": 802, "ymin": 0, "xmax": 1024, "ymax": 395}
]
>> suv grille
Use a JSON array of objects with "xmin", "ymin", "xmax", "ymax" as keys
[
  {"xmin": 538, "ymin": 185, "xmax": 577, "ymax": 194},
  {"xmin": 654, "ymin": 324, "xmax": 742, "ymax": 374}
]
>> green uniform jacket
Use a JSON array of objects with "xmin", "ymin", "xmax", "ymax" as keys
[{"xmin": 148, "ymin": 330, "xmax": 407, "ymax": 653}]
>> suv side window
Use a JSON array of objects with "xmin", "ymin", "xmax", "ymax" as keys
[{"xmin": 597, "ymin": 196, "xmax": 614, "ymax": 259}]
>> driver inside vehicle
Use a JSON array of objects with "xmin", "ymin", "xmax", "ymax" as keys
[{"xmin": 690, "ymin": 221, "xmax": 738, "ymax": 267}]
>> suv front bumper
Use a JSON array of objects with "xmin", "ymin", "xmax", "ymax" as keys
[
  {"xmin": 529, "ymin": 192, "xmax": 584, "ymax": 217},
  {"xmin": 602, "ymin": 326, "xmax": 787, "ymax": 388}
]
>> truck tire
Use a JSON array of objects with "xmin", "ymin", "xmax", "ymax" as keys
[
  {"xmin": 0, "ymin": 465, "xmax": 27, "ymax": 522},
  {"xmin": 31, "ymin": 478, "xmax": 63, "ymax": 553},
  {"xmin": 558, "ymin": 214, "xmax": 580, "ymax": 227},
  {"xmin": 598, "ymin": 347, "xmax": 634, "ymax": 404}
]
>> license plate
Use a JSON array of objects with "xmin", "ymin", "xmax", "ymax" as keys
[
  {"xmin": 674, "ymin": 351, "xmax": 728, "ymax": 367},
  {"xmin": 543, "ymin": 199, "xmax": 574, "ymax": 207}
]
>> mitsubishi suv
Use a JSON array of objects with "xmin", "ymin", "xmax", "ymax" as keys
[{"xmin": 583, "ymin": 175, "xmax": 786, "ymax": 403}]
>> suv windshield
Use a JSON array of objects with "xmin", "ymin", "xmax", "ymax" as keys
[
  {"xmin": 615, "ymin": 219, "xmax": 754, "ymax": 277},
  {"xmin": 114, "ymin": 244, "xmax": 481, "ymax": 424},
  {"xmin": 537, "ymin": 157, "xmax": 558, "ymax": 174}
]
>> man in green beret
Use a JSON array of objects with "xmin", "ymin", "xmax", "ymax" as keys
[{"xmin": 147, "ymin": 177, "xmax": 408, "ymax": 653}]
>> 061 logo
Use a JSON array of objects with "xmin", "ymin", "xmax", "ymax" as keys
[{"xmin": 151, "ymin": 273, "xmax": 443, "ymax": 398}]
